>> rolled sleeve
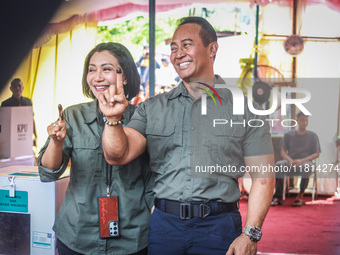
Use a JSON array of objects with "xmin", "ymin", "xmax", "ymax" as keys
[{"xmin": 38, "ymin": 138, "xmax": 70, "ymax": 182}]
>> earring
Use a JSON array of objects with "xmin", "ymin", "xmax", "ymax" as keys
[{"xmin": 123, "ymin": 80, "xmax": 127, "ymax": 86}]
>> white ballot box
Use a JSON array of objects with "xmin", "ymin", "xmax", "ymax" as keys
[
  {"xmin": 0, "ymin": 165, "xmax": 69, "ymax": 255},
  {"xmin": 0, "ymin": 106, "xmax": 34, "ymax": 159}
]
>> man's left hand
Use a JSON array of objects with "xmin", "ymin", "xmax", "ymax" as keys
[{"xmin": 225, "ymin": 234, "xmax": 257, "ymax": 255}]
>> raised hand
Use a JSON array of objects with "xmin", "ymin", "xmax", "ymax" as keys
[
  {"xmin": 48, "ymin": 120, "xmax": 66, "ymax": 142},
  {"xmin": 47, "ymin": 105, "xmax": 66, "ymax": 143},
  {"xmin": 42, "ymin": 105, "xmax": 66, "ymax": 170},
  {"xmin": 97, "ymin": 67, "xmax": 128, "ymax": 122}
]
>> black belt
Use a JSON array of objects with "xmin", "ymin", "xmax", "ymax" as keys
[{"xmin": 154, "ymin": 198, "xmax": 238, "ymax": 220}]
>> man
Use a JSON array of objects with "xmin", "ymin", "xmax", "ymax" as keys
[
  {"xmin": 135, "ymin": 45, "xmax": 161, "ymax": 93},
  {"xmin": 1, "ymin": 78, "xmax": 33, "ymax": 107},
  {"xmin": 271, "ymin": 112, "xmax": 320, "ymax": 207},
  {"xmin": 1, "ymin": 78, "xmax": 38, "ymax": 146},
  {"xmin": 99, "ymin": 17, "xmax": 275, "ymax": 255}
]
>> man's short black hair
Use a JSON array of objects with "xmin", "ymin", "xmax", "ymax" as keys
[
  {"xmin": 11, "ymin": 78, "xmax": 22, "ymax": 87},
  {"xmin": 177, "ymin": 16, "xmax": 217, "ymax": 46}
]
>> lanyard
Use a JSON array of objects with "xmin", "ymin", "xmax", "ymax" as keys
[
  {"xmin": 105, "ymin": 161, "xmax": 112, "ymax": 197},
  {"xmin": 101, "ymin": 112, "xmax": 112, "ymax": 197}
]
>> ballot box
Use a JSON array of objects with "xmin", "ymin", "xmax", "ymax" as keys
[
  {"xmin": 0, "ymin": 165, "xmax": 69, "ymax": 255},
  {"xmin": 0, "ymin": 106, "xmax": 34, "ymax": 159}
]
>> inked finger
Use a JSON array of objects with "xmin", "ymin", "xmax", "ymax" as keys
[
  {"xmin": 116, "ymin": 67, "xmax": 124, "ymax": 96},
  {"xmin": 58, "ymin": 104, "xmax": 64, "ymax": 120}
]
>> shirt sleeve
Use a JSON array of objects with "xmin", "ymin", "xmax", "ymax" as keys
[
  {"xmin": 126, "ymin": 101, "xmax": 148, "ymax": 137},
  {"xmin": 38, "ymin": 137, "xmax": 70, "ymax": 182},
  {"xmin": 311, "ymin": 132, "xmax": 321, "ymax": 154},
  {"xmin": 26, "ymin": 98, "xmax": 33, "ymax": 106},
  {"xmin": 242, "ymin": 110, "xmax": 274, "ymax": 157},
  {"xmin": 282, "ymin": 132, "xmax": 289, "ymax": 151},
  {"xmin": 38, "ymin": 111, "xmax": 72, "ymax": 182}
]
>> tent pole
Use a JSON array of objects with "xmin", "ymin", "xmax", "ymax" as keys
[
  {"xmin": 253, "ymin": 4, "xmax": 259, "ymax": 79},
  {"xmin": 291, "ymin": 0, "xmax": 298, "ymax": 119},
  {"xmin": 149, "ymin": 0, "xmax": 156, "ymax": 97}
]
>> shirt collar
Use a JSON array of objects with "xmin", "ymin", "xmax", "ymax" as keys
[
  {"xmin": 11, "ymin": 95, "xmax": 21, "ymax": 101},
  {"xmin": 84, "ymin": 99, "xmax": 101, "ymax": 124},
  {"xmin": 213, "ymin": 75, "xmax": 231, "ymax": 102},
  {"xmin": 168, "ymin": 75, "xmax": 229, "ymax": 101},
  {"xmin": 168, "ymin": 82, "xmax": 189, "ymax": 100}
]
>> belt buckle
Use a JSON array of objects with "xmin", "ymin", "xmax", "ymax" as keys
[
  {"xmin": 200, "ymin": 203, "xmax": 211, "ymax": 218},
  {"xmin": 180, "ymin": 203, "xmax": 192, "ymax": 220}
]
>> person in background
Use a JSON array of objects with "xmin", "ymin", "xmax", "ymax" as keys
[
  {"xmin": 156, "ymin": 56, "xmax": 179, "ymax": 89},
  {"xmin": 1, "ymin": 78, "xmax": 38, "ymax": 146},
  {"xmin": 38, "ymin": 42, "xmax": 153, "ymax": 255},
  {"xmin": 98, "ymin": 17, "xmax": 275, "ymax": 255},
  {"xmin": 135, "ymin": 45, "xmax": 160, "ymax": 93},
  {"xmin": 271, "ymin": 111, "xmax": 320, "ymax": 207}
]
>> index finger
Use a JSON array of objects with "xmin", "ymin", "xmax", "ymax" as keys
[
  {"xmin": 57, "ymin": 119, "xmax": 66, "ymax": 128},
  {"xmin": 116, "ymin": 66, "xmax": 124, "ymax": 95},
  {"xmin": 58, "ymin": 104, "xmax": 64, "ymax": 120}
]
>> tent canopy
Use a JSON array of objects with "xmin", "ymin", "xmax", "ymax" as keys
[
  {"xmin": 51, "ymin": 0, "xmax": 340, "ymax": 24},
  {"xmin": 1, "ymin": 0, "xmax": 339, "ymax": 89}
]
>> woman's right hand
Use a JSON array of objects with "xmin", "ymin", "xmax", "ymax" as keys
[{"xmin": 47, "ymin": 120, "xmax": 66, "ymax": 143}]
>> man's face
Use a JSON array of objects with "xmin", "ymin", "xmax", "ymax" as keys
[
  {"xmin": 170, "ymin": 23, "xmax": 216, "ymax": 82},
  {"xmin": 10, "ymin": 81, "xmax": 24, "ymax": 99},
  {"xmin": 297, "ymin": 115, "xmax": 309, "ymax": 130}
]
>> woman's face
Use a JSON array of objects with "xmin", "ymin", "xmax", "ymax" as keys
[{"xmin": 87, "ymin": 50, "xmax": 122, "ymax": 99}]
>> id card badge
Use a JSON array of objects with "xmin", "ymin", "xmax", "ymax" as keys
[{"xmin": 98, "ymin": 196, "xmax": 119, "ymax": 238}]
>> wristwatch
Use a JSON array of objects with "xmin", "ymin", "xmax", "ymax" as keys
[{"xmin": 243, "ymin": 226, "xmax": 262, "ymax": 241}]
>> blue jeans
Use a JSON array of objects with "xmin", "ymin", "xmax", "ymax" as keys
[{"xmin": 148, "ymin": 208, "xmax": 242, "ymax": 255}]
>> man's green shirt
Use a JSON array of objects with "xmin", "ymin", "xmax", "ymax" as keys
[{"xmin": 128, "ymin": 77, "xmax": 273, "ymax": 203}]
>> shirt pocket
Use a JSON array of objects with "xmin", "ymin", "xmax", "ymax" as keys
[
  {"xmin": 145, "ymin": 123, "xmax": 178, "ymax": 174},
  {"xmin": 72, "ymin": 137, "xmax": 103, "ymax": 184},
  {"xmin": 210, "ymin": 125, "xmax": 245, "ymax": 166}
]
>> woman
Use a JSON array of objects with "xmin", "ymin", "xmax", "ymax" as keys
[{"xmin": 38, "ymin": 42, "xmax": 153, "ymax": 255}]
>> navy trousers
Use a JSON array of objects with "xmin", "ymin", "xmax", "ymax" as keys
[
  {"xmin": 57, "ymin": 239, "xmax": 148, "ymax": 255},
  {"xmin": 148, "ymin": 208, "xmax": 242, "ymax": 255}
]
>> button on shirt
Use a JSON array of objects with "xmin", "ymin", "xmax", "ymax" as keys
[{"xmin": 128, "ymin": 76, "xmax": 273, "ymax": 203}]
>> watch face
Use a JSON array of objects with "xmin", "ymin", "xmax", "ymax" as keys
[{"xmin": 249, "ymin": 227, "xmax": 262, "ymax": 241}]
